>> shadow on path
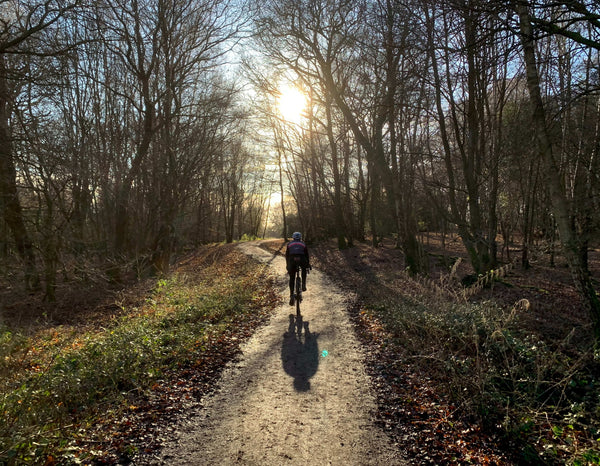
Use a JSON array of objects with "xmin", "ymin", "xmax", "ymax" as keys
[
  {"xmin": 281, "ymin": 314, "xmax": 319, "ymax": 392},
  {"xmin": 258, "ymin": 239, "xmax": 286, "ymax": 266}
]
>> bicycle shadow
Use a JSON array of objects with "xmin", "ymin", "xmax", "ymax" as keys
[{"xmin": 281, "ymin": 314, "xmax": 319, "ymax": 392}]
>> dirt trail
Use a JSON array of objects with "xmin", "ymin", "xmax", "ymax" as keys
[{"xmin": 152, "ymin": 242, "xmax": 404, "ymax": 465}]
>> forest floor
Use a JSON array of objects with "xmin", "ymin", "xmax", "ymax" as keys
[{"xmin": 1, "ymin": 234, "xmax": 598, "ymax": 464}]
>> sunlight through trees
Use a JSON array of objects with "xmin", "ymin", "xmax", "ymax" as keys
[{"xmin": 0, "ymin": 0, "xmax": 598, "ymax": 334}]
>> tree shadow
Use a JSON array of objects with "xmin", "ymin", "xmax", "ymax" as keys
[
  {"xmin": 256, "ymin": 239, "xmax": 286, "ymax": 266},
  {"xmin": 281, "ymin": 314, "xmax": 319, "ymax": 392}
]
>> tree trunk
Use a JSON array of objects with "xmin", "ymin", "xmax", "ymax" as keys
[
  {"xmin": 515, "ymin": 1, "xmax": 600, "ymax": 340},
  {"xmin": 324, "ymin": 92, "xmax": 347, "ymax": 249},
  {"xmin": 0, "ymin": 54, "xmax": 38, "ymax": 290},
  {"xmin": 369, "ymin": 161, "xmax": 380, "ymax": 247},
  {"xmin": 42, "ymin": 193, "xmax": 58, "ymax": 302},
  {"xmin": 342, "ymin": 133, "xmax": 354, "ymax": 247},
  {"xmin": 425, "ymin": 7, "xmax": 480, "ymax": 274},
  {"xmin": 274, "ymin": 126, "xmax": 288, "ymax": 240},
  {"xmin": 114, "ymin": 92, "xmax": 154, "ymax": 253},
  {"xmin": 355, "ymin": 144, "xmax": 367, "ymax": 242}
]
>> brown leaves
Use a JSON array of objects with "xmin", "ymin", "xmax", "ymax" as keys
[
  {"xmin": 73, "ymin": 316, "xmax": 273, "ymax": 463},
  {"xmin": 365, "ymin": 342, "xmax": 510, "ymax": 465},
  {"xmin": 0, "ymin": 244, "xmax": 280, "ymax": 464}
]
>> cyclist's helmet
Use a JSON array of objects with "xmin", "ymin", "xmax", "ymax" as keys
[{"xmin": 292, "ymin": 232, "xmax": 302, "ymax": 241}]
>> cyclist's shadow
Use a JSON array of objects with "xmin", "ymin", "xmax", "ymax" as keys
[{"xmin": 281, "ymin": 314, "xmax": 319, "ymax": 392}]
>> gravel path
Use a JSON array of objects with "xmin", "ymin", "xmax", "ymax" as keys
[{"xmin": 152, "ymin": 242, "xmax": 404, "ymax": 465}]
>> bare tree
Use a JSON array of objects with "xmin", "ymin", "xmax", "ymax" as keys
[
  {"xmin": 0, "ymin": 1, "xmax": 80, "ymax": 289},
  {"xmin": 513, "ymin": 0, "xmax": 600, "ymax": 339},
  {"xmin": 253, "ymin": 0, "xmax": 428, "ymax": 270},
  {"xmin": 421, "ymin": 0, "xmax": 522, "ymax": 274}
]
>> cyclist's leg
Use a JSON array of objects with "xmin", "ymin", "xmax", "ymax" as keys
[
  {"xmin": 295, "ymin": 270, "xmax": 302, "ymax": 303},
  {"xmin": 288, "ymin": 267, "xmax": 296, "ymax": 305},
  {"xmin": 301, "ymin": 266, "xmax": 307, "ymax": 291}
]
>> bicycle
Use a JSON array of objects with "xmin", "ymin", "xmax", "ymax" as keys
[{"xmin": 292, "ymin": 265, "xmax": 310, "ymax": 317}]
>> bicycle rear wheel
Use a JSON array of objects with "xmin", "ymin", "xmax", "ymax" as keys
[{"xmin": 295, "ymin": 273, "xmax": 302, "ymax": 316}]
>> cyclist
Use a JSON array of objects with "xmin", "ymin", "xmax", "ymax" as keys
[{"xmin": 285, "ymin": 231, "xmax": 310, "ymax": 306}]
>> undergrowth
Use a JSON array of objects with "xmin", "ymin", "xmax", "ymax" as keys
[
  {"xmin": 0, "ymin": 246, "xmax": 277, "ymax": 464},
  {"xmin": 362, "ymin": 282, "xmax": 600, "ymax": 465}
]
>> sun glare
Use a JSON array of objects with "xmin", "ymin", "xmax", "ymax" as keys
[
  {"xmin": 267, "ymin": 191, "xmax": 282, "ymax": 208},
  {"xmin": 277, "ymin": 85, "xmax": 307, "ymax": 125}
]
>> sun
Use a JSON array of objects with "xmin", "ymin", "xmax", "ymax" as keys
[
  {"xmin": 277, "ymin": 84, "xmax": 307, "ymax": 125},
  {"xmin": 267, "ymin": 191, "xmax": 282, "ymax": 208}
]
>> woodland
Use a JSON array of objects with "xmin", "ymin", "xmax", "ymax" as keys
[
  {"xmin": 1, "ymin": 0, "xmax": 600, "ymax": 463},
  {"xmin": 1, "ymin": 0, "xmax": 599, "ymax": 326}
]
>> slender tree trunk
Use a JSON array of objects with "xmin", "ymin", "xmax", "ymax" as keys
[
  {"xmin": 425, "ymin": 6, "xmax": 480, "ymax": 273},
  {"xmin": 325, "ymin": 92, "xmax": 347, "ymax": 249},
  {"xmin": 356, "ymin": 144, "xmax": 367, "ymax": 242},
  {"xmin": 515, "ymin": 1, "xmax": 600, "ymax": 340},
  {"xmin": 114, "ymin": 91, "xmax": 154, "ymax": 253},
  {"xmin": 42, "ymin": 192, "xmax": 57, "ymax": 301},
  {"xmin": 0, "ymin": 54, "xmax": 38, "ymax": 290},
  {"xmin": 269, "ymin": 118, "xmax": 288, "ymax": 240},
  {"xmin": 369, "ymin": 161, "xmax": 379, "ymax": 247},
  {"xmin": 342, "ymin": 133, "xmax": 354, "ymax": 247}
]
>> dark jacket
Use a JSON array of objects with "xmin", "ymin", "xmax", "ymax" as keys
[{"xmin": 286, "ymin": 240, "xmax": 309, "ymax": 270}]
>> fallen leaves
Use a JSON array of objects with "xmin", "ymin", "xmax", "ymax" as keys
[
  {"xmin": 364, "ymin": 332, "xmax": 510, "ymax": 465},
  {"xmin": 1, "ymin": 244, "xmax": 281, "ymax": 464}
]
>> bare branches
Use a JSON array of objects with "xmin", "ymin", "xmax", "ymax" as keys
[
  {"xmin": 526, "ymin": 0, "xmax": 600, "ymax": 49},
  {"xmin": 0, "ymin": 0, "xmax": 81, "ymax": 53}
]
